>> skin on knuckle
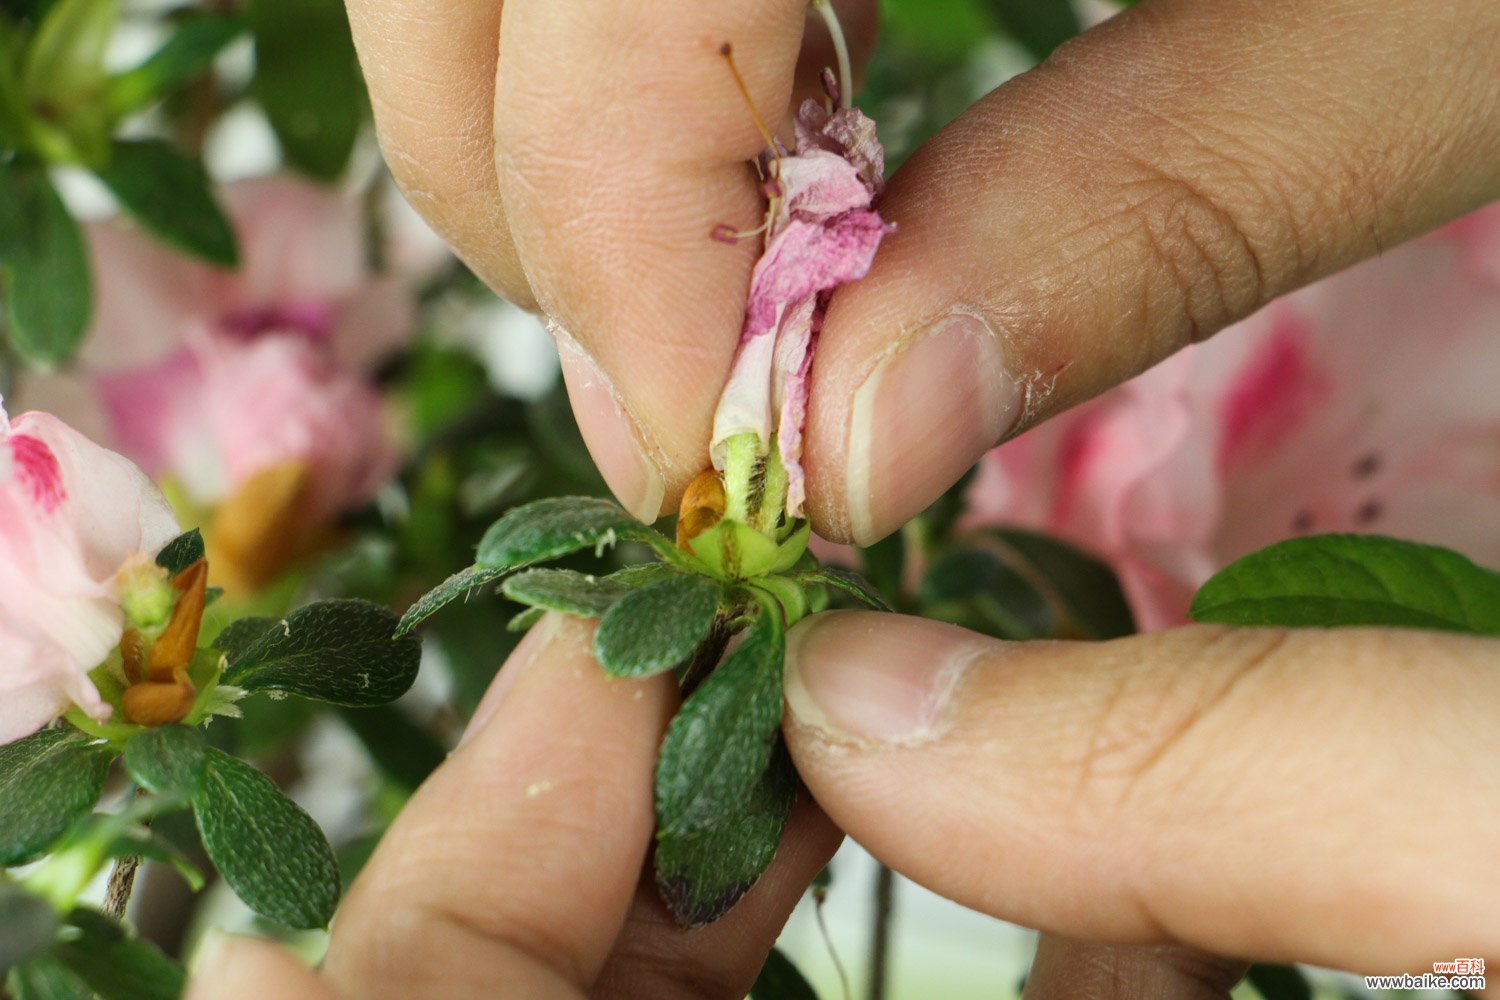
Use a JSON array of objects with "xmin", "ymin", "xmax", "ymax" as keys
[{"xmin": 1056, "ymin": 627, "xmax": 1295, "ymax": 828}]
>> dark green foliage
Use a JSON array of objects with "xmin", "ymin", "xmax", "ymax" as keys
[
  {"xmin": 0, "ymin": 728, "xmax": 112, "ymax": 866},
  {"xmin": 221, "ymin": 599, "xmax": 421, "ymax": 706},
  {"xmin": 95, "ymin": 140, "xmax": 237, "ymax": 266},
  {"xmin": 593, "ymin": 574, "xmax": 722, "ymax": 678},
  {"xmin": 192, "ymin": 748, "xmax": 340, "ymax": 929},
  {"xmin": 1191, "ymin": 534, "xmax": 1500, "ymax": 635}
]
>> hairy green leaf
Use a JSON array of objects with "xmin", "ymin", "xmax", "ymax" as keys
[
  {"xmin": 792, "ymin": 566, "xmax": 893, "ymax": 612},
  {"xmin": 52, "ymin": 908, "xmax": 184, "ymax": 1000},
  {"xmin": 987, "ymin": 529, "xmax": 1135, "ymax": 640},
  {"xmin": 593, "ymin": 574, "xmax": 721, "ymax": 678},
  {"xmin": 154, "ymin": 529, "xmax": 204, "ymax": 576},
  {"xmin": 655, "ymin": 740, "xmax": 795, "ymax": 927},
  {"xmin": 122, "ymin": 726, "xmax": 205, "ymax": 799},
  {"xmin": 1190, "ymin": 534, "xmax": 1500, "ymax": 635},
  {"xmin": 501, "ymin": 566, "xmax": 661, "ymax": 618},
  {"xmin": 656, "ymin": 607, "xmax": 784, "ymax": 837},
  {"xmin": 210, "ymin": 616, "xmax": 279, "ymax": 661},
  {"xmin": 95, "ymin": 140, "xmax": 238, "ymax": 266},
  {"xmin": 0, "ymin": 163, "xmax": 91, "ymax": 366},
  {"xmin": 0, "ymin": 728, "xmax": 112, "ymax": 866},
  {"xmin": 222, "ymin": 599, "xmax": 421, "ymax": 706},
  {"xmin": 506, "ymin": 605, "xmax": 546, "ymax": 633},
  {"xmin": 396, "ymin": 564, "xmax": 508, "ymax": 636},
  {"xmin": 476, "ymin": 496, "xmax": 667, "ymax": 570},
  {"xmin": 192, "ymin": 748, "xmax": 339, "ymax": 929},
  {"xmin": 248, "ymin": 0, "xmax": 362, "ymax": 179}
]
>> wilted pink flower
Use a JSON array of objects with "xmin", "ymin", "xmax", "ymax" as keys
[
  {"xmin": 711, "ymin": 98, "xmax": 892, "ymax": 518},
  {"xmin": 0, "ymin": 403, "xmax": 179, "ymax": 744},
  {"xmin": 967, "ymin": 203, "xmax": 1500, "ymax": 630},
  {"xmin": 77, "ymin": 177, "xmax": 406, "ymax": 520}
]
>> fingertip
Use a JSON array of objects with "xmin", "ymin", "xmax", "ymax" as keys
[
  {"xmin": 555, "ymin": 328, "xmax": 670, "ymax": 522},
  {"xmin": 188, "ymin": 935, "xmax": 334, "ymax": 1000}
]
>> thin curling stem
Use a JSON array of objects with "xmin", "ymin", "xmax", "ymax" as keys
[{"xmin": 811, "ymin": 0, "xmax": 853, "ymax": 109}]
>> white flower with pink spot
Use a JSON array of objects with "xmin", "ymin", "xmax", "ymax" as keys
[{"xmin": 0, "ymin": 403, "xmax": 179, "ymax": 745}]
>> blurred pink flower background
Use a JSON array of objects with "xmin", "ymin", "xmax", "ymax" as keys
[
  {"xmin": 968, "ymin": 203, "xmax": 1500, "ymax": 631},
  {"xmin": 85, "ymin": 177, "xmax": 410, "ymax": 525}
]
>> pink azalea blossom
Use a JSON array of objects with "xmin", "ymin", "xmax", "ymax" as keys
[
  {"xmin": 967, "ymin": 203, "xmax": 1500, "ymax": 631},
  {"xmin": 711, "ymin": 99, "xmax": 893, "ymax": 518},
  {"xmin": 0, "ymin": 403, "xmax": 179, "ymax": 745},
  {"xmin": 78, "ymin": 177, "xmax": 407, "ymax": 520}
]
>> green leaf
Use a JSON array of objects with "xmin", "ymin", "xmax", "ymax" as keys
[
  {"xmin": 0, "ymin": 162, "xmax": 91, "ymax": 367},
  {"xmin": 751, "ymin": 948, "xmax": 820, "ymax": 1000},
  {"xmin": 0, "ymin": 728, "xmax": 112, "ymax": 866},
  {"xmin": 988, "ymin": 529, "xmax": 1136, "ymax": 640},
  {"xmin": 1246, "ymin": 963, "xmax": 1313, "ymax": 1000},
  {"xmin": 476, "ymin": 496, "xmax": 668, "ymax": 570},
  {"xmin": 655, "ymin": 739, "xmax": 795, "ymax": 927},
  {"xmin": 122, "ymin": 726, "xmax": 205, "ymax": 799},
  {"xmin": 7, "ymin": 958, "xmax": 89, "ymax": 1000},
  {"xmin": 0, "ymin": 881, "xmax": 57, "ymax": 974},
  {"xmin": 104, "ymin": 14, "xmax": 243, "ymax": 117},
  {"xmin": 501, "ymin": 566, "xmax": 651, "ymax": 618},
  {"xmin": 656, "ymin": 606, "xmax": 784, "ymax": 837},
  {"xmin": 153, "ymin": 528, "xmax": 204, "ymax": 576},
  {"xmin": 52, "ymin": 908, "xmax": 184, "ymax": 1000},
  {"xmin": 396, "ymin": 564, "xmax": 508, "ymax": 636},
  {"xmin": 919, "ymin": 546, "xmax": 1052, "ymax": 640},
  {"xmin": 210, "ymin": 615, "xmax": 279, "ymax": 661},
  {"xmin": 94, "ymin": 140, "xmax": 238, "ymax": 266},
  {"xmin": 792, "ymin": 566, "xmax": 893, "ymax": 612},
  {"xmin": 192, "ymin": 748, "xmax": 339, "ymax": 929},
  {"xmin": 983, "ymin": 0, "xmax": 1081, "ymax": 60},
  {"xmin": 1189, "ymin": 535, "xmax": 1500, "ymax": 635},
  {"xmin": 247, "ymin": 0, "xmax": 362, "ymax": 180},
  {"xmin": 222, "ymin": 599, "xmax": 422, "ymax": 707},
  {"xmin": 593, "ymin": 574, "xmax": 721, "ymax": 678}
]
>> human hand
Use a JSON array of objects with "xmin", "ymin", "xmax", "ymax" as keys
[
  {"xmin": 185, "ymin": 615, "xmax": 840, "ymax": 1000},
  {"xmin": 778, "ymin": 611, "xmax": 1500, "ymax": 997},
  {"xmin": 345, "ymin": 0, "xmax": 1500, "ymax": 542}
]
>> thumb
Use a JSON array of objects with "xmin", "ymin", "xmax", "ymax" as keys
[
  {"xmin": 780, "ymin": 611, "xmax": 1500, "ymax": 974},
  {"xmin": 804, "ymin": 0, "xmax": 1500, "ymax": 544}
]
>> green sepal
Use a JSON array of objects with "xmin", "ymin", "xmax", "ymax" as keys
[{"xmin": 688, "ymin": 519, "xmax": 809, "ymax": 581}]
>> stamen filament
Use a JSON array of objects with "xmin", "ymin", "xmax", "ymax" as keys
[{"xmin": 719, "ymin": 43, "xmax": 782, "ymax": 178}]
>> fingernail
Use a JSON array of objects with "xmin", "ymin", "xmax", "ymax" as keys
[
  {"xmin": 845, "ymin": 312, "xmax": 1022, "ymax": 545},
  {"xmin": 458, "ymin": 614, "xmax": 559, "ymax": 747},
  {"xmin": 553, "ymin": 323, "xmax": 666, "ymax": 523},
  {"xmin": 784, "ymin": 612, "xmax": 975, "ymax": 743}
]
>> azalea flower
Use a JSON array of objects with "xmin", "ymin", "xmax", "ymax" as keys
[
  {"xmin": 0, "ymin": 402, "xmax": 180, "ymax": 745},
  {"xmin": 966, "ymin": 203, "xmax": 1500, "ymax": 630},
  {"xmin": 710, "ymin": 61, "xmax": 892, "ymax": 528},
  {"xmin": 32, "ymin": 176, "xmax": 412, "ymax": 591}
]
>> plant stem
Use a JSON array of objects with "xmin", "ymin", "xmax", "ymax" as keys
[
  {"xmin": 102, "ymin": 854, "xmax": 143, "ymax": 920},
  {"xmin": 867, "ymin": 863, "xmax": 896, "ymax": 1000}
]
